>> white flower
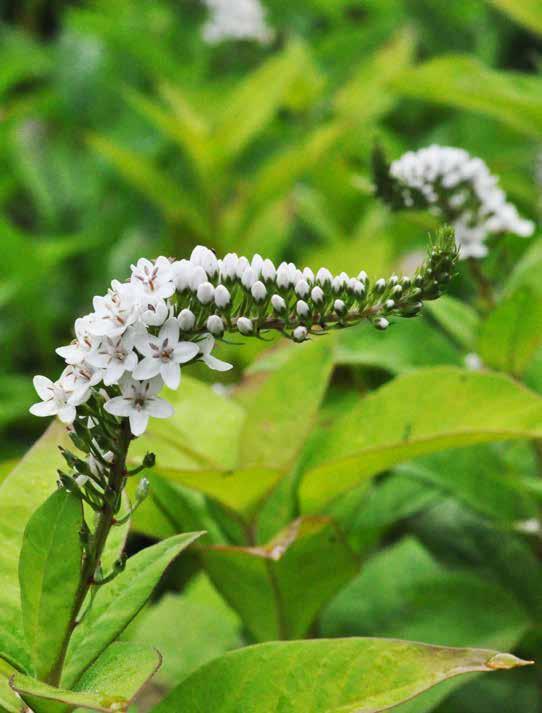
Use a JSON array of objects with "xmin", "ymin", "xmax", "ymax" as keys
[
  {"xmin": 251, "ymin": 253, "xmax": 263, "ymax": 278},
  {"xmin": 251, "ymin": 280, "xmax": 267, "ymax": 302},
  {"xmin": 241, "ymin": 267, "xmax": 256, "ymax": 290},
  {"xmin": 140, "ymin": 298, "xmax": 170, "ymax": 327},
  {"xmin": 197, "ymin": 281, "xmax": 215, "ymax": 305},
  {"xmin": 206, "ymin": 314, "xmax": 225, "ymax": 336},
  {"xmin": 178, "ymin": 308, "xmax": 196, "ymax": 332},
  {"xmin": 302, "ymin": 267, "xmax": 314, "ymax": 283},
  {"xmin": 56, "ymin": 315, "xmax": 98, "ymax": 365},
  {"xmin": 316, "ymin": 268, "xmax": 332, "ymax": 287},
  {"xmin": 29, "ymin": 376, "xmax": 79, "ymax": 424},
  {"xmin": 190, "ymin": 266, "xmax": 208, "ymax": 291},
  {"xmin": 60, "ymin": 363, "xmax": 102, "ymax": 404},
  {"xmin": 296, "ymin": 300, "xmax": 310, "ymax": 317},
  {"xmin": 90, "ymin": 281, "xmax": 139, "ymax": 338},
  {"xmin": 133, "ymin": 318, "xmax": 199, "ymax": 389},
  {"xmin": 104, "ymin": 376, "xmax": 174, "ymax": 437},
  {"xmin": 131, "ymin": 256, "xmax": 175, "ymax": 299},
  {"xmin": 86, "ymin": 329, "xmax": 138, "ymax": 386},
  {"xmin": 271, "ymin": 294, "xmax": 286, "ymax": 313},
  {"xmin": 202, "ymin": 0, "xmax": 273, "ymax": 45},
  {"xmin": 219, "ymin": 253, "xmax": 239, "ymax": 282},
  {"xmin": 375, "ymin": 317, "xmax": 389, "ymax": 330},
  {"xmin": 198, "ymin": 334, "xmax": 232, "ymax": 371},
  {"xmin": 293, "ymin": 326, "xmax": 308, "ymax": 342},
  {"xmin": 349, "ymin": 278, "xmax": 365, "ymax": 296},
  {"xmin": 375, "ymin": 278, "xmax": 387, "ymax": 292},
  {"xmin": 311, "ymin": 286, "xmax": 324, "ymax": 304},
  {"xmin": 214, "ymin": 284, "xmax": 231, "ymax": 308},
  {"xmin": 172, "ymin": 259, "xmax": 194, "ymax": 292},
  {"xmin": 295, "ymin": 280, "xmax": 310, "ymax": 298},
  {"xmin": 358, "ymin": 270, "xmax": 367, "ymax": 282},
  {"xmin": 276, "ymin": 263, "xmax": 290, "ymax": 289},
  {"xmin": 261, "ymin": 259, "xmax": 276, "ymax": 283},
  {"xmin": 235, "ymin": 256, "xmax": 250, "ymax": 279},
  {"xmin": 334, "ymin": 299, "xmax": 346, "ymax": 314},
  {"xmin": 190, "ymin": 245, "xmax": 218, "ymax": 277},
  {"xmin": 237, "ymin": 317, "xmax": 253, "ymax": 334}
]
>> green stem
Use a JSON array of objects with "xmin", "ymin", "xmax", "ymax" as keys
[{"xmin": 46, "ymin": 419, "xmax": 132, "ymax": 686}]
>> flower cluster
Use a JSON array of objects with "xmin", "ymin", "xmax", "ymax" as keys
[
  {"xmin": 30, "ymin": 233, "xmax": 458, "ymax": 440},
  {"xmin": 202, "ymin": 0, "xmax": 274, "ymax": 45},
  {"xmin": 374, "ymin": 144, "xmax": 534, "ymax": 259}
]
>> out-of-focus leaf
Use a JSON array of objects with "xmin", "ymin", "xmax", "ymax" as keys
[
  {"xmin": 424, "ymin": 296, "xmax": 480, "ymax": 350},
  {"xmin": 19, "ymin": 489, "xmax": 83, "ymax": 682},
  {"xmin": 487, "ymin": 0, "xmax": 542, "ymax": 35},
  {"xmin": 201, "ymin": 516, "xmax": 358, "ymax": 641},
  {"xmin": 13, "ymin": 643, "xmax": 161, "ymax": 713},
  {"xmin": 62, "ymin": 532, "xmax": 203, "ymax": 688},
  {"xmin": 394, "ymin": 56, "xmax": 542, "ymax": 138},
  {"xmin": 239, "ymin": 339, "xmax": 334, "ymax": 471},
  {"xmin": 0, "ymin": 657, "xmax": 21, "ymax": 713},
  {"xmin": 152, "ymin": 638, "xmax": 530, "ymax": 713},
  {"xmin": 0, "ymin": 423, "xmax": 69, "ymax": 674},
  {"xmin": 299, "ymin": 367, "xmax": 542, "ymax": 512},
  {"xmin": 124, "ymin": 574, "xmax": 240, "ymax": 688}
]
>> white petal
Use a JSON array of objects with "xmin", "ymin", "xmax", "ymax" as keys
[
  {"xmin": 58, "ymin": 405, "xmax": 77, "ymax": 424},
  {"xmin": 145, "ymin": 375, "xmax": 165, "ymax": 396},
  {"xmin": 161, "ymin": 360, "xmax": 180, "ymax": 390},
  {"xmin": 174, "ymin": 342, "xmax": 199, "ymax": 363},
  {"xmin": 133, "ymin": 357, "xmax": 161, "ymax": 381},
  {"xmin": 86, "ymin": 351, "xmax": 109, "ymax": 369},
  {"xmin": 203, "ymin": 354, "xmax": 233, "ymax": 372},
  {"xmin": 134, "ymin": 332, "xmax": 158, "ymax": 357},
  {"xmin": 159, "ymin": 317, "xmax": 180, "ymax": 345},
  {"xmin": 33, "ymin": 375, "xmax": 53, "ymax": 400},
  {"xmin": 145, "ymin": 397, "xmax": 174, "ymax": 418},
  {"xmin": 103, "ymin": 360, "xmax": 126, "ymax": 386},
  {"xmin": 198, "ymin": 334, "xmax": 214, "ymax": 357},
  {"xmin": 129, "ymin": 411, "xmax": 149, "ymax": 437},
  {"xmin": 104, "ymin": 396, "xmax": 134, "ymax": 417},
  {"xmin": 29, "ymin": 401, "xmax": 57, "ymax": 417}
]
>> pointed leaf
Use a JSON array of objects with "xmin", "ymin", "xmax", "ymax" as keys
[
  {"xmin": 300, "ymin": 367, "xmax": 542, "ymax": 512},
  {"xmin": 12, "ymin": 643, "xmax": 161, "ymax": 713},
  {"xmin": 488, "ymin": 0, "xmax": 542, "ymax": 35},
  {"xmin": 201, "ymin": 516, "xmax": 358, "ymax": 641},
  {"xmin": 62, "ymin": 532, "xmax": 203, "ymax": 688},
  {"xmin": 0, "ymin": 422, "xmax": 70, "ymax": 673},
  {"xmin": 151, "ymin": 638, "xmax": 530, "ymax": 713},
  {"xmin": 19, "ymin": 489, "xmax": 83, "ymax": 682},
  {"xmin": 0, "ymin": 658, "xmax": 21, "ymax": 713}
]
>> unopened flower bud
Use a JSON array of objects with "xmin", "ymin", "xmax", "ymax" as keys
[
  {"xmin": 197, "ymin": 281, "xmax": 215, "ymax": 305},
  {"xmin": 316, "ymin": 267, "xmax": 332, "ymax": 287},
  {"xmin": 235, "ymin": 256, "xmax": 250, "ymax": 279},
  {"xmin": 358, "ymin": 270, "xmax": 367, "ymax": 282},
  {"xmin": 374, "ymin": 317, "xmax": 389, "ymax": 330},
  {"xmin": 237, "ymin": 317, "xmax": 253, "ymax": 335},
  {"xmin": 190, "ymin": 266, "xmax": 207, "ymax": 290},
  {"xmin": 276, "ymin": 264, "xmax": 290, "ymax": 289},
  {"xmin": 143, "ymin": 452, "xmax": 156, "ymax": 469},
  {"xmin": 251, "ymin": 280, "xmax": 267, "ymax": 303},
  {"xmin": 136, "ymin": 476, "xmax": 150, "ymax": 502},
  {"xmin": 261, "ymin": 259, "xmax": 276, "ymax": 283},
  {"xmin": 302, "ymin": 267, "xmax": 315, "ymax": 283},
  {"xmin": 75, "ymin": 474, "xmax": 89, "ymax": 488},
  {"xmin": 401, "ymin": 276, "xmax": 411, "ymax": 288},
  {"xmin": 389, "ymin": 274, "xmax": 399, "ymax": 285},
  {"xmin": 334, "ymin": 299, "xmax": 346, "ymax": 314},
  {"xmin": 296, "ymin": 300, "xmax": 310, "ymax": 317},
  {"xmin": 178, "ymin": 308, "xmax": 196, "ymax": 331},
  {"xmin": 241, "ymin": 267, "xmax": 256, "ymax": 290},
  {"xmin": 392, "ymin": 284, "xmax": 403, "ymax": 296},
  {"xmin": 207, "ymin": 314, "xmax": 224, "ymax": 336},
  {"xmin": 385, "ymin": 299, "xmax": 395, "ymax": 309},
  {"xmin": 375, "ymin": 278, "xmax": 386, "ymax": 293},
  {"xmin": 311, "ymin": 286, "xmax": 324, "ymax": 304},
  {"xmin": 293, "ymin": 326, "xmax": 308, "ymax": 342},
  {"xmin": 214, "ymin": 284, "xmax": 231, "ymax": 308},
  {"xmin": 271, "ymin": 294, "xmax": 286, "ymax": 313},
  {"xmin": 349, "ymin": 278, "xmax": 365, "ymax": 296},
  {"xmin": 295, "ymin": 280, "xmax": 310, "ymax": 298}
]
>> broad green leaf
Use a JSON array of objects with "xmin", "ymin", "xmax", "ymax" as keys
[
  {"xmin": 19, "ymin": 489, "xmax": 83, "ymax": 682},
  {"xmin": 335, "ymin": 318, "xmax": 461, "ymax": 373},
  {"xmin": 478, "ymin": 286, "xmax": 542, "ymax": 376},
  {"xmin": 88, "ymin": 135, "xmax": 208, "ymax": 237},
  {"xmin": 239, "ymin": 339, "xmax": 334, "ymax": 471},
  {"xmin": 152, "ymin": 638, "xmax": 530, "ymax": 713},
  {"xmin": 321, "ymin": 538, "xmax": 529, "ymax": 713},
  {"xmin": 62, "ymin": 532, "xmax": 203, "ymax": 688},
  {"xmin": 299, "ymin": 367, "xmax": 542, "ymax": 512},
  {"xmin": 0, "ymin": 422, "xmax": 69, "ymax": 673},
  {"xmin": 394, "ymin": 56, "xmax": 542, "ymax": 138},
  {"xmin": 396, "ymin": 445, "xmax": 537, "ymax": 524},
  {"xmin": 13, "ymin": 643, "xmax": 161, "ymax": 713},
  {"xmin": 504, "ymin": 238, "xmax": 542, "ymax": 296},
  {"xmin": 124, "ymin": 574, "xmax": 240, "ymax": 688},
  {"xmin": 201, "ymin": 516, "xmax": 358, "ymax": 641},
  {"xmin": 488, "ymin": 0, "xmax": 542, "ymax": 35},
  {"xmin": 424, "ymin": 296, "xmax": 480, "ymax": 350}
]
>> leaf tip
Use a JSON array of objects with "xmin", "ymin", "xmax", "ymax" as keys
[{"xmin": 486, "ymin": 653, "xmax": 534, "ymax": 670}]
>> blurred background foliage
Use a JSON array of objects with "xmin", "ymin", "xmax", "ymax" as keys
[{"xmin": 2, "ymin": 1, "xmax": 542, "ymax": 710}]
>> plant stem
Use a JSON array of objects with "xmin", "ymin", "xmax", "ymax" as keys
[
  {"xmin": 468, "ymin": 258, "xmax": 496, "ymax": 310},
  {"xmin": 46, "ymin": 419, "xmax": 132, "ymax": 686}
]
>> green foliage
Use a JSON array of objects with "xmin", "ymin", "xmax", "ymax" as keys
[{"xmin": 152, "ymin": 639, "xmax": 530, "ymax": 713}]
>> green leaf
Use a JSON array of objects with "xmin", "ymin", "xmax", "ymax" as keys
[
  {"xmin": 0, "ymin": 422, "xmax": 70, "ymax": 673},
  {"xmin": 299, "ymin": 367, "xmax": 542, "ymax": 512},
  {"xmin": 0, "ymin": 657, "xmax": 22, "ymax": 713},
  {"xmin": 201, "ymin": 516, "xmax": 358, "ymax": 641},
  {"xmin": 478, "ymin": 286, "xmax": 542, "ymax": 377},
  {"xmin": 124, "ymin": 574, "xmax": 240, "ymax": 688},
  {"xmin": 487, "ymin": 0, "xmax": 542, "ymax": 35},
  {"xmin": 424, "ymin": 295, "xmax": 480, "ymax": 350},
  {"xmin": 394, "ymin": 55, "xmax": 542, "ymax": 138},
  {"xmin": 335, "ymin": 318, "xmax": 461, "ymax": 373},
  {"xmin": 12, "ymin": 643, "xmax": 161, "ymax": 713},
  {"xmin": 19, "ymin": 489, "xmax": 83, "ymax": 682},
  {"xmin": 151, "ymin": 638, "xmax": 530, "ymax": 713},
  {"xmin": 321, "ymin": 538, "xmax": 529, "ymax": 713},
  {"xmin": 62, "ymin": 532, "xmax": 203, "ymax": 688},
  {"xmin": 239, "ymin": 339, "xmax": 334, "ymax": 471}
]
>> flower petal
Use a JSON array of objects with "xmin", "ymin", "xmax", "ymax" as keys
[
  {"xmin": 174, "ymin": 342, "xmax": 199, "ymax": 363},
  {"xmin": 159, "ymin": 317, "xmax": 180, "ymax": 345},
  {"xmin": 203, "ymin": 354, "xmax": 233, "ymax": 372},
  {"xmin": 161, "ymin": 360, "xmax": 180, "ymax": 390},
  {"xmin": 104, "ymin": 396, "xmax": 133, "ymax": 417},
  {"xmin": 29, "ymin": 401, "xmax": 57, "ymax": 417},
  {"xmin": 129, "ymin": 410, "xmax": 149, "ymax": 437},
  {"xmin": 33, "ymin": 375, "xmax": 53, "ymax": 400},
  {"xmin": 145, "ymin": 396, "xmax": 174, "ymax": 419},
  {"xmin": 133, "ymin": 357, "xmax": 161, "ymax": 381},
  {"xmin": 58, "ymin": 405, "xmax": 77, "ymax": 424},
  {"xmin": 197, "ymin": 334, "xmax": 214, "ymax": 357}
]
